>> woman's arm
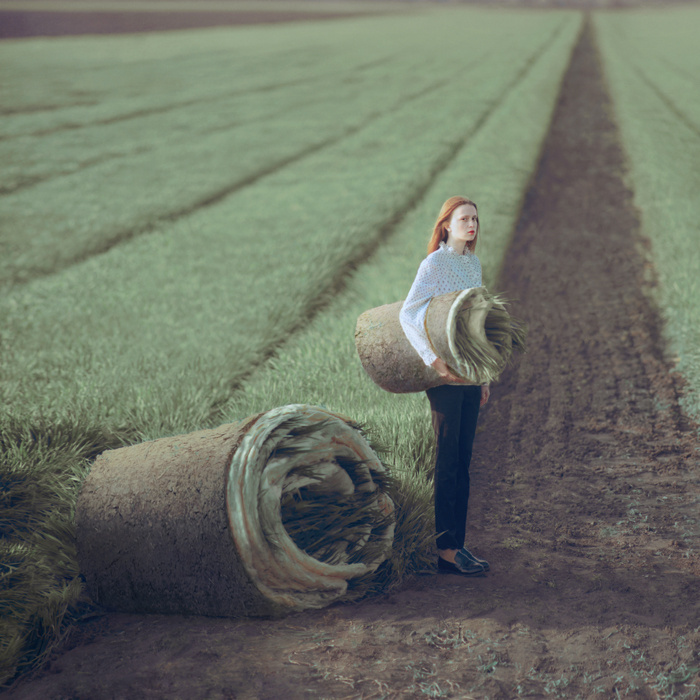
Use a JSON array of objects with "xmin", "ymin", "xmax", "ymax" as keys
[
  {"xmin": 432, "ymin": 356, "xmax": 469, "ymax": 384},
  {"xmin": 480, "ymin": 384, "xmax": 490, "ymax": 406},
  {"xmin": 399, "ymin": 258, "xmax": 439, "ymax": 366}
]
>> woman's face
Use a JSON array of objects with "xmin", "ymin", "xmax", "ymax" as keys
[{"xmin": 446, "ymin": 204, "xmax": 478, "ymax": 244}]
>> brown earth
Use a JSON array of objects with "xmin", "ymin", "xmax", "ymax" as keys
[
  {"xmin": 2, "ymin": 1, "xmax": 698, "ymax": 39},
  {"xmin": 5, "ymin": 17, "xmax": 700, "ymax": 700},
  {"xmin": 0, "ymin": 8, "xmax": 374, "ymax": 39}
]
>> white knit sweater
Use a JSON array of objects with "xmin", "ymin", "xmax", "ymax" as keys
[{"xmin": 399, "ymin": 241, "xmax": 482, "ymax": 366}]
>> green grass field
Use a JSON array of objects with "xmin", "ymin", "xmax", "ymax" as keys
[
  {"xmin": 594, "ymin": 7, "xmax": 700, "ymax": 426},
  {"xmin": 0, "ymin": 10, "xmax": 577, "ymax": 434},
  {"xmin": 0, "ymin": 7, "xmax": 584, "ymax": 682}
]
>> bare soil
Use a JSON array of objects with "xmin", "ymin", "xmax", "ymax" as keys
[
  {"xmin": 3, "ymin": 1, "xmax": 695, "ymax": 39},
  {"xmin": 5, "ymin": 18, "xmax": 700, "ymax": 700},
  {"xmin": 0, "ymin": 8, "xmax": 372, "ymax": 39}
]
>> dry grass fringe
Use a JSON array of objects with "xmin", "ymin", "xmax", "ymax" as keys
[
  {"xmin": 453, "ymin": 293, "xmax": 527, "ymax": 384},
  {"xmin": 263, "ymin": 417, "xmax": 396, "ymax": 585},
  {"xmin": 0, "ymin": 414, "xmax": 131, "ymax": 686}
]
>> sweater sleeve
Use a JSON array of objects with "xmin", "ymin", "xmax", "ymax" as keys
[{"xmin": 399, "ymin": 257, "xmax": 440, "ymax": 366}]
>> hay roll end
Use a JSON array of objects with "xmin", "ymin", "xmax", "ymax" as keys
[{"xmin": 76, "ymin": 405, "xmax": 394, "ymax": 617}]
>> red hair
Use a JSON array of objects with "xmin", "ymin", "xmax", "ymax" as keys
[{"xmin": 427, "ymin": 196, "xmax": 479, "ymax": 255}]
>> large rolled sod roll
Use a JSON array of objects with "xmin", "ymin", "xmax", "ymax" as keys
[
  {"xmin": 355, "ymin": 287, "xmax": 526, "ymax": 394},
  {"xmin": 76, "ymin": 405, "xmax": 394, "ymax": 617}
]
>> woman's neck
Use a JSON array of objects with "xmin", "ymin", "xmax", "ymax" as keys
[{"xmin": 444, "ymin": 236, "xmax": 466, "ymax": 255}]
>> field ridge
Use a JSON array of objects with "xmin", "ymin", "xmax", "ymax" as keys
[
  {"xmin": 0, "ymin": 49, "xmax": 402, "ymax": 139},
  {"xmin": 0, "ymin": 54, "xmax": 399, "ymax": 137}
]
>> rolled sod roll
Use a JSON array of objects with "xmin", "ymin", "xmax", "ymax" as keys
[
  {"xmin": 355, "ymin": 287, "xmax": 526, "ymax": 394},
  {"xmin": 76, "ymin": 404, "xmax": 394, "ymax": 617}
]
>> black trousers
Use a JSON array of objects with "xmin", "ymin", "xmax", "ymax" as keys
[{"xmin": 426, "ymin": 383, "xmax": 481, "ymax": 551}]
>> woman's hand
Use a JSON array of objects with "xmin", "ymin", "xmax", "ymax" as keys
[
  {"xmin": 431, "ymin": 357, "xmax": 468, "ymax": 384},
  {"xmin": 480, "ymin": 384, "xmax": 490, "ymax": 406}
]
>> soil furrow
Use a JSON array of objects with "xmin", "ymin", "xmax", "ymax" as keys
[
  {"xmin": 0, "ymin": 73, "xmax": 450, "ymax": 198},
  {"xmin": 0, "ymin": 53, "xmax": 400, "ymax": 140}
]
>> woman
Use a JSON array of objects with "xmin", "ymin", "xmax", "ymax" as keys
[{"xmin": 399, "ymin": 196, "xmax": 490, "ymax": 577}]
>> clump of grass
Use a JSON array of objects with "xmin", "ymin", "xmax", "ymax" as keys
[
  {"xmin": 260, "ymin": 416, "xmax": 398, "ymax": 595},
  {"xmin": 0, "ymin": 414, "xmax": 132, "ymax": 686},
  {"xmin": 281, "ymin": 486, "xmax": 394, "ymax": 566},
  {"xmin": 342, "ymin": 465, "xmax": 436, "ymax": 601},
  {"xmin": 484, "ymin": 305, "xmax": 527, "ymax": 355},
  {"xmin": 453, "ymin": 294, "xmax": 527, "ymax": 384}
]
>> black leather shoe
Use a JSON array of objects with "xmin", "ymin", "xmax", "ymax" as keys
[
  {"xmin": 459, "ymin": 547, "xmax": 490, "ymax": 572},
  {"xmin": 438, "ymin": 552, "xmax": 485, "ymax": 576}
]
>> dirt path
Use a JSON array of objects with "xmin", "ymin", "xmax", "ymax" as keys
[{"xmin": 6, "ymin": 18, "xmax": 700, "ymax": 700}]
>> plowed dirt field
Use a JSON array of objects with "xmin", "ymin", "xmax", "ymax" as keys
[{"xmin": 0, "ymin": 6, "xmax": 373, "ymax": 39}]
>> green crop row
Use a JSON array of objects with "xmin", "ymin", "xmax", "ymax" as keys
[
  {"xmin": 0, "ymin": 7, "xmax": 582, "ymax": 684},
  {"xmin": 594, "ymin": 8, "xmax": 700, "ymax": 428},
  {"xmin": 0, "ymin": 10, "xmax": 434, "ymax": 193}
]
